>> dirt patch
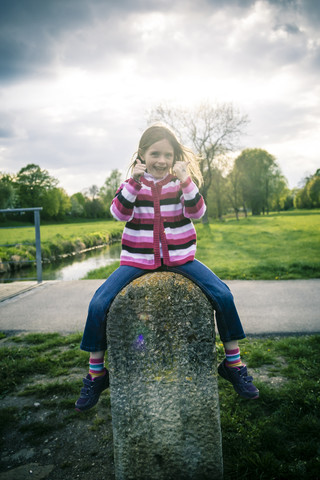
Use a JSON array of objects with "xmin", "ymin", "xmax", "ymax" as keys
[
  {"xmin": 252, "ymin": 357, "xmax": 288, "ymax": 388},
  {"xmin": 0, "ymin": 385, "xmax": 115, "ymax": 480}
]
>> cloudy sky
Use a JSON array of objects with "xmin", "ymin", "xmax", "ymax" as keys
[{"xmin": 0, "ymin": 0, "xmax": 319, "ymax": 194}]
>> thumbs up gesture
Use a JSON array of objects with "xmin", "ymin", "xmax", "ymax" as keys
[
  {"xmin": 132, "ymin": 159, "xmax": 146, "ymax": 181},
  {"xmin": 173, "ymin": 161, "xmax": 189, "ymax": 183}
]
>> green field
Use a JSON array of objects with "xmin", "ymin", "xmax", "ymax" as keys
[
  {"xmin": 0, "ymin": 220, "xmax": 123, "ymax": 245},
  {"xmin": 1, "ymin": 211, "xmax": 320, "ymax": 280},
  {"xmin": 195, "ymin": 210, "xmax": 320, "ymax": 279},
  {"xmin": 0, "ymin": 220, "xmax": 123, "ymax": 264},
  {"xmin": 84, "ymin": 210, "xmax": 320, "ymax": 280}
]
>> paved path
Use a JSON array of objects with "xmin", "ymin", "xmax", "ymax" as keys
[{"xmin": 0, "ymin": 279, "xmax": 319, "ymax": 336}]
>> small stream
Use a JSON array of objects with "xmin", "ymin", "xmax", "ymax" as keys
[{"xmin": 0, "ymin": 243, "xmax": 122, "ymax": 282}]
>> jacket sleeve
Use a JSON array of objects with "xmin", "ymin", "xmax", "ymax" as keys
[
  {"xmin": 180, "ymin": 177, "xmax": 206, "ymax": 219},
  {"xmin": 110, "ymin": 178, "xmax": 142, "ymax": 221}
]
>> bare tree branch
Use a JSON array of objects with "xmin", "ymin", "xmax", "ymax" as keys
[{"xmin": 148, "ymin": 101, "xmax": 249, "ymax": 221}]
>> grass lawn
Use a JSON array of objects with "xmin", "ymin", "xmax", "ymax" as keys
[
  {"xmin": 0, "ymin": 332, "xmax": 319, "ymax": 479},
  {"xmin": 0, "ymin": 220, "xmax": 123, "ymax": 245},
  {"xmin": 195, "ymin": 210, "xmax": 320, "ymax": 279},
  {"xmin": 84, "ymin": 210, "xmax": 320, "ymax": 280},
  {"xmin": 0, "ymin": 220, "xmax": 123, "ymax": 263},
  {"xmin": 1, "ymin": 210, "xmax": 319, "ymax": 280}
]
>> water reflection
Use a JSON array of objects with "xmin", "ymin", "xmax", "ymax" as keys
[{"xmin": 0, "ymin": 243, "xmax": 121, "ymax": 282}]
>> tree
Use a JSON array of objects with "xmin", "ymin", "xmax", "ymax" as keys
[
  {"xmin": 206, "ymin": 167, "xmax": 228, "ymax": 219},
  {"xmin": 88, "ymin": 185, "xmax": 99, "ymax": 200},
  {"xmin": 294, "ymin": 186, "xmax": 312, "ymax": 209},
  {"xmin": 71, "ymin": 192, "xmax": 86, "ymax": 207},
  {"xmin": 307, "ymin": 174, "xmax": 320, "ymax": 207},
  {"xmin": 226, "ymin": 167, "xmax": 242, "ymax": 220},
  {"xmin": 269, "ymin": 176, "xmax": 291, "ymax": 212},
  {"xmin": 0, "ymin": 173, "xmax": 16, "ymax": 209},
  {"xmin": 15, "ymin": 164, "xmax": 59, "ymax": 209},
  {"xmin": 234, "ymin": 149, "xmax": 282, "ymax": 215},
  {"xmin": 70, "ymin": 193, "xmax": 86, "ymax": 217},
  {"xmin": 295, "ymin": 169, "xmax": 320, "ymax": 208},
  {"xmin": 41, "ymin": 188, "xmax": 71, "ymax": 219},
  {"xmin": 99, "ymin": 170, "xmax": 122, "ymax": 218},
  {"xmin": 84, "ymin": 197, "xmax": 105, "ymax": 218},
  {"xmin": 148, "ymin": 101, "xmax": 249, "ymax": 222}
]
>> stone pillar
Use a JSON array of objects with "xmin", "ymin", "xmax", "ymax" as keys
[{"xmin": 107, "ymin": 272, "xmax": 223, "ymax": 480}]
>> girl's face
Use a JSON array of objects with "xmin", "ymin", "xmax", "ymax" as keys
[{"xmin": 141, "ymin": 139, "xmax": 174, "ymax": 179}]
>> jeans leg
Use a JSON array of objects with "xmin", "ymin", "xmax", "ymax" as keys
[
  {"xmin": 167, "ymin": 259, "xmax": 246, "ymax": 342},
  {"xmin": 80, "ymin": 265, "xmax": 147, "ymax": 352}
]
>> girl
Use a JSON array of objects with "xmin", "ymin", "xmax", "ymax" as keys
[{"xmin": 75, "ymin": 125, "xmax": 259, "ymax": 412}]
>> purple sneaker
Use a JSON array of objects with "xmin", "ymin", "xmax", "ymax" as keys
[
  {"xmin": 218, "ymin": 360, "xmax": 259, "ymax": 399},
  {"xmin": 75, "ymin": 369, "xmax": 109, "ymax": 412}
]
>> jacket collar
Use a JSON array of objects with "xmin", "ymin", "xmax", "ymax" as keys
[{"xmin": 141, "ymin": 173, "xmax": 176, "ymax": 187}]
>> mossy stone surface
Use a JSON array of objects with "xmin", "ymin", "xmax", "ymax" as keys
[{"xmin": 107, "ymin": 271, "xmax": 223, "ymax": 480}]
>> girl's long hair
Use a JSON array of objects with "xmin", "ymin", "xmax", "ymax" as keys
[{"xmin": 128, "ymin": 124, "xmax": 203, "ymax": 186}]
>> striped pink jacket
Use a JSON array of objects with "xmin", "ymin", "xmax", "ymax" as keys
[{"xmin": 110, "ymin": 174, "xmax": 206, "ymax": 269}]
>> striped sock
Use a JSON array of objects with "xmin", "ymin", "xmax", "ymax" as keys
[
  {"xmin": 89, "ymin": 357, "xmax": 106, "ymax": 379},
  {"xmin": 225, "ymin": 347, "xmax": 243, "ymax": 368}
]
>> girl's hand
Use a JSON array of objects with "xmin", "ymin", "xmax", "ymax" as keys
[
  {"xmin": 132, "ymin": 159, "xmax": 146, "ymax": 181},
  {"xmin": 173, "ymin": 161, "xmax": 189, "ymax": 183}
]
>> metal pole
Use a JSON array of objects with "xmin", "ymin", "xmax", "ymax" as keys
[{"xmin": 34, "ymin": 209, "xmax": 42, "ymax": 283}]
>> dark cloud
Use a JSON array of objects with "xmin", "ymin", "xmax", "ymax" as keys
[
  {"xmin": 0, "ymin": 0, "xmax": 92, "ymax": 80},
  {"xmin": 0, "ymin": 0, "xmax": 176, "ymax": 81},
  {"xmin": 268, "ymin": 0, "xmax": 297, "ymax": 7},
  {"xmin": 269, "ymin": 0, "xmax": 320, "ymax": 34},
  {"xmin": 204, "ymin": 0, "xmax": 254, "ymax": 8},
  {"xmin": 0, "ymin": 126, "xmax": 15, "ymax": 138},
  {"xmin": 274, "ymin": 23, "xmax": 301, "ymax": 35},
  {"xmin": 298, "ymin": 0, "xmax": 320, "ymax": 25},
  {"xmin": 0, "ymin": 0, "xmax": 137, "ymax": 80},
  {"xmin": 1, "ymin": 0, "xmax": 319, "ymax": 82}
]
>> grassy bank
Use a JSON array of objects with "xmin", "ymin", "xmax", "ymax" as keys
[
  {"xmin": 1, "ymin": 210, "xmax": 319, "ymax": 279},
  {"xmin": 196, "ymin": 210, "xmax": 320, "ymax": 279},
  {"xmin": 0, "ymin": 220, "xmax": 123, "ymax": 270},
  {"xmin": 83, "ymin": 210, "xmax": 320, "ymax": 280},
  {"xmin": 0, "ymin": 332, "xmax": 319, "ymax": 479}
]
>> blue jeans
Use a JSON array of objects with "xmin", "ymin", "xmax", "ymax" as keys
[{"xmin": 80, "ymin": 259, "xmax": 246, "ymax": 352}]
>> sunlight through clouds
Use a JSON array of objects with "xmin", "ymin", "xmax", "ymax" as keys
[{"xmin": 0, "ymin": 0, "xmax": 319, "ymax": 193}]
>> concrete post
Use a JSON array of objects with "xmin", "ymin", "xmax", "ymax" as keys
[{"xmin": 107, "ymin": 272, "xmax": 223, "ymax": 480}]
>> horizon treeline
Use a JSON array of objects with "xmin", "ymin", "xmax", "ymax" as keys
[{"xmin": 0, "ymin": 156, "xmax": 319, "ymax": 222}]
